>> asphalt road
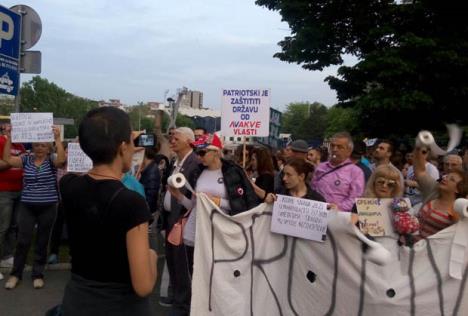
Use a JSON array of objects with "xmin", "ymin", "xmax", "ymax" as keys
[{"xmin": 0, "ymin": 268, "xmax": 170, "ymax": 316}]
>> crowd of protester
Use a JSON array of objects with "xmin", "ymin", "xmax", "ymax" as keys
[{"xmin": 1, "ymin": 108, "xmax": 468, "ymax": 315}]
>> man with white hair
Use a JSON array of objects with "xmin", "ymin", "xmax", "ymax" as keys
[
  {"xmin": 162, "ymin": 127, "xmax": 200, "ymax": 316},
  {"xmin": 443, "ymin": 153, "xmax": 463, "ymax": 175},
  {"xmin": 311, "ymin": 132, "xmax": 365, "ymax": 212}
]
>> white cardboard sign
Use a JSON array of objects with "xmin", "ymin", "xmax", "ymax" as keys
[
  {"xmin": 221, "ymin": 89, "xmax": 270, "ymax": 137},
  {"xmin": 10, "ymin": 112, "xmax": 54, "ymax": 143},
  {"xmin": 271, "ymin": 194, "xmax": 329, "ymax": 242},
  {"xmin": 67, "ymin": 143, "xmax": 93, "ymax": 173}
]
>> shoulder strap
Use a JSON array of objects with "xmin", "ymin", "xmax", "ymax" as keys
[
  {"xmin": 100, "ymin": 187, "xmax": 125, "ymax": 224},
  {"xmin": 315, "ymin": 162, "xmax": 352, "ymax": 182}
]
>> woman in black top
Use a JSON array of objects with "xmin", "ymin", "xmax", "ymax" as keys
[
  {"xmin": 265, "ymin": 158, "xmax": 325, "ymax": 202},
  {"xmin": 59, "ymin": 107, "xmax": 157, "ymax": 316}
]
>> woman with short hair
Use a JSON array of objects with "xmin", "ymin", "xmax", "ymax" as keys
[{"xmin": 58, "ymin": 107, "xmax": 157, "ymax": 315}]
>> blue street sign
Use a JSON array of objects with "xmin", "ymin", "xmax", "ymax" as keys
[{"xmin": 0, "ymin": 5, "xmax": 21, "ymax": 96}]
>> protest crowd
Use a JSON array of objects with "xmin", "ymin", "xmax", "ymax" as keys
[{"xmin": 1, "ymin": 107, "xmax": 468, "ymax": 315}]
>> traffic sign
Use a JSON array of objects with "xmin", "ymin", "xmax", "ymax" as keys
[
  {"xmin": 21, "ymin": 50, "xmax": 41, "ymax": 74},
  {"xmin": 0, "ymin": 5, "xmax": 21, "ymax": 96},
  {"xmin": 10, "ymin": 5, "xmax": 42, "ymax": 50}
]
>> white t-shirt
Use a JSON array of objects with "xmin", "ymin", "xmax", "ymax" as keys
[
  {"xmin": 405, "ymin": 163, "xmax": 440, "ymax": 197},
  {"xmin": 183, "ymin": 168, "xmax": 230, "ymax": 246}
]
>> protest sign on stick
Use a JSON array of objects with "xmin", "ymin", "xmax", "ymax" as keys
[{"xmin": 221, "ymin": 89, "xmax": 270, "ymax": 137}]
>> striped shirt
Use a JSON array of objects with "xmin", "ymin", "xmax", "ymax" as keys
[
  {"xmin": 418, "ymin": 201, "xmax": 458, "ymax": 238},
  {"xmin": 21, "ymin": 155, "xmax": 58, "ymax": 204}
]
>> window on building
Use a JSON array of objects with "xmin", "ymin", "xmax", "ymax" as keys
[{"xmin": 237, "ymin": 137, "xmax": 241, "ymax": 141}]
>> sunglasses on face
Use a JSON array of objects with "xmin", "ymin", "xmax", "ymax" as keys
[
  {"xmin": 196, "ymin": 149, "xmax": 213, "ymax": 157},
  {"xmin": 375, "ymin": 177, "xmax": 397, "ymax": 189}
]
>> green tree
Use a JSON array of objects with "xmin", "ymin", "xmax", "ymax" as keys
[
  {"xmin": 20, "ymin": 76, "xmax": 98, "ymax": 138},
  {"xmin": 281, "ymin": 102, "xmax": 328, "ymax": 141},
  {"xmin": 176, "ymin": 114, "xmax": 195, "ymax": 129},
  {"xmin": 256, "ymin": 0, "xmax": 468, "ymax": 136},
  {"xmin": 0, "ymin": 96, "xmax": 14, "ymax": 116},
  {"xmin": 324, "ymin": 105, "xmax": 358, "ymax": 138}
]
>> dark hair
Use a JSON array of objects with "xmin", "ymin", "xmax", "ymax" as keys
[
  {"xmin": 285, "ymin": 158, "xmax": 315, "ymax": 179},
  {"xmin": 235, "ymin": 144, "xmax": 254, "ymax": 167},
  {"xmin": 253, "ymin": 147, "xmax": 275, "ymax": 175},
  {"xmin": 378, "ymin": 139, "xmax": 395, "ymax": 155},
  {"xmin": 79, "ymin": 107, "xmax": 132, "ymax": 165},
  {"xmin": 451, "ymin": 168, "xmax": 468, "ymax": 198},
  {"xmin": 351, "ymin": 141, "xmax": 366, "ymax": 160},
  {"xmin": 194, "ymin": 126, "xmax": 207, "ymax": 134},
  {"xmin": 144, "ymin": 147, "xmax": 158, "ymax": 160},
  {"xmin": 319, "ymin": 146, "xmax": 329, "ymax": 162}
]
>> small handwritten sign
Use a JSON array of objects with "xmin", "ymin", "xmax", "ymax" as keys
[
  {"xmin": 271, "ymin": 194, "xmax": 329, "ymax": 242},
  {"xmin": 67, "ymin": 143, "xmax": 93, "ymax": 173},
  {"xmin": 355, "ymin": 198, "xmax": 410, "ymax": 236},
  {"xmin": 10, "ymin": 112, "xmax": 54, "ymax": 143}
]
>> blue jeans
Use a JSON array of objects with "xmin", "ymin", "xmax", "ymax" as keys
[
  {"xmin": 10, "ymin": 202, "xmax": 57, "ymax": 280},
  {"xmin": 0, "ymin": 191, "xmax": 21, "ymax": 259}
]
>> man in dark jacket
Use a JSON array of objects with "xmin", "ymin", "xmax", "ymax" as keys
[{"xmin": 162, "ymin": 127, "xmax": 200, "ymax": 316}]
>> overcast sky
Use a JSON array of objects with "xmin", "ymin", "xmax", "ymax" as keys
[{"xmin": 3, "ymin": 0, "xmax": 350, "ymax": 110}]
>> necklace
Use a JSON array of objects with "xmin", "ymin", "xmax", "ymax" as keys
[{"xmin": 88, "ymin": 171, "xmax": 121, "ymax": 181}]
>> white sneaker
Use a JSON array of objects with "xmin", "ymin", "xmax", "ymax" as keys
[
  {"xmin": 0, "ymin": 272, "xmax": 4, "ymax": 280},
  {"xmin": 5, "ymin": 276, "xmax": 19, "ymax": 289},
  {"xmin": 0, "ymin": 257, "xmax": 14, "ymax": 268},
  {"xmin": 33, "ymin": 278, "xmax": 44, "ymax": 289}
]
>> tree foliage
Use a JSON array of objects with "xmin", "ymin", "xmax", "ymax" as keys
[
  {"xmin": 256, "ymin": 0, "xmax": 468, "ymax": 136},
  {"xmin": 20, "ymin": 76, "xmax": 98, "ymax": 138},
  {"xmin": 324, "ymin": 106, "xmax": 358, "ymax": 138},
  {"xmin": 281, "ymin": 102, "xmax": 328, "ymax": 141}
]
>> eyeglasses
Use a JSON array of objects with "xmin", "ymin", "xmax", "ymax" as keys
[
  {"xmin": 196, "ymin": 149, "xmax": 214, "ymax": 157},
  {"xmin": 375, "ymin": 177, "xmax": 397, "ymax": 189}
]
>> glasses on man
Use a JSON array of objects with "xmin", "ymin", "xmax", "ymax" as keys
[{"xmin": 375, "ymin": 177, "xmax": 397, "ymax": 189}]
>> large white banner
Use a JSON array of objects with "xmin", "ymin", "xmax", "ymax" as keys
[
  {"xmin": 221, "ymin": 89, "xmax": 270, "ymax": 137},
  {"xmin": 191, "ymin": 194, "xmax": 468, "ymax": 316},
  {"xmin": 10, "ymin": 112, "xmax": 54, "ymax": 143}
]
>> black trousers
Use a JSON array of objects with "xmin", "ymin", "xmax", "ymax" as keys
[
  {"xmin": 10, "ymin": 202, "xmax": 57, "ymax": 280},
  {"xmin": 49, "ymin": 200, "xmax": 66, "ymax": 255},
  {"xmin": 165, "ymin": 239, "xmax": 194, "ymax": 316}
]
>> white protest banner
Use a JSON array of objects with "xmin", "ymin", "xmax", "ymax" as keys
[
  {"xmin": 67, "ymin": 143, "xmax": 93, "ymax": 173},
  {"xmin": 221, "ymin": 89, "xmax": 270, "ymax": 137},
  {"xmin": 271, "ymin": 194, "xmax": 328, "ymax": 242},
  {"xmin": 191, "ymin": 194, "xmax": 468, "ymax": 316},
  {"xmin": 10, "ymin": 112, "xmax": 54, "ymax": 143}
]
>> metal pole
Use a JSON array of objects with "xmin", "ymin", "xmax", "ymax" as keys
[
  {"xmin": 138, "ymin": 106, "xmax": 141, "ymax": 131},
  {"xmin": 14, "ymin": 7, "xmax": 25, "ymax": 113},
  {"xmin": 242, "ymin": 136, "xmax": 246, "ymax": 169}
]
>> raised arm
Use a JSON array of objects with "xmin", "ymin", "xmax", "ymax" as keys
[
  {"xmin": 52, "ymin": 126, "xmax": 66, "ymax": 167},
  {"xmin": 126, "ymin": 222, "xmax": 158, "ymax": 297},
  {"xmin": 412, "ymin": 147, "xmax": 427, "ymax": 180},
  {"xmin": 2, "ymin": 127, "xmax": 22, "ymax": 169}
]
